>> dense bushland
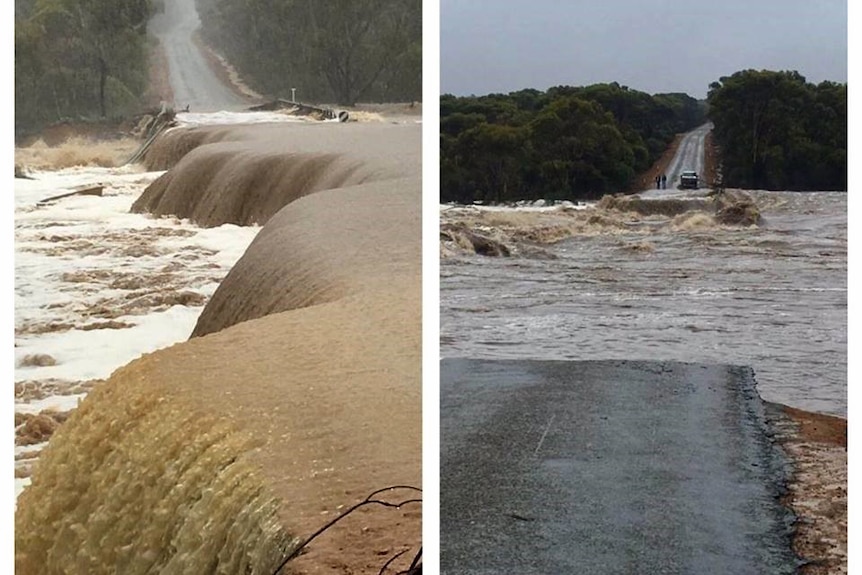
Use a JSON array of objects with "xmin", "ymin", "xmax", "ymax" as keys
[
  {"xmin": 15, "ymin": 0, "xmax": 155, "ymax": 136},
  {"xmin": 707, "ymin": 69, "xmax": 846, "ymax": 191},
  {"xmin": 195, "ymin": 0, "xmax": 421, "ymax": 106},
  {"xmin": 441, "ymin": 83, "xmax": 706, "ymax": 203}
]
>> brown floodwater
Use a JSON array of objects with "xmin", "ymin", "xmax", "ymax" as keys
[{"xmin": 441, "ymin": 190, "xmax": 847, "ymax": 416}]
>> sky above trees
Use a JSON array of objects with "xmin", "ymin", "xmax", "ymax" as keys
[{"xmin": 441, "ymin": 0, "xmax": 847, "ymax": 98}]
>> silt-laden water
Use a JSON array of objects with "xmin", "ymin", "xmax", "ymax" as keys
[{"xmin": 441, "ymin": 190, "xmax": 846, "ymax": 416}]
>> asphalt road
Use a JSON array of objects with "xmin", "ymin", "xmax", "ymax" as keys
[
  {"xmin": 641, "ymin": 123, "xmax": 711, "ymax": 197},
  {"xmin": 441, "ymin": 359, "xmax": 797, "ymax": 575},
  {"xmin": 148, "ymin": 0, "xmax": 249, "ymax": 112}
]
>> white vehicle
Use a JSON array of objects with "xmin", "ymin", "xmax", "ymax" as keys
[{"xmin": 680, "ymin": 170, "xmax": 699, "ymax": 189}]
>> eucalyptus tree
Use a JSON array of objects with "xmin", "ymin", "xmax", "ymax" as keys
[
  {"xmin": 195, "ymin": 0, "xmax": 421, "ymax": 105},
  {"xmin": 708, "ymin": 69, "xmax": 846, "ymax": 190},
  {"xmin": 15, "ymin": 0, "xmax": 153, "ymax": 134}
]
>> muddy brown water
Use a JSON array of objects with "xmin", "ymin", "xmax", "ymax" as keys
[
  {"xmin": 15, "ymin": 120, "xmax": 423, "ymax": 573},
  {"xmin": 441, "ymin": 190, "xmax": 847, "ymax": 416}
]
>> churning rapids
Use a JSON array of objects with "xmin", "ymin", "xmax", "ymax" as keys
[
  {"xmin": 440, "ymin": 189, "xmax": 846, "ymax": 417},
  {"xmin": 15, "ymin": 110, "xmax": 422, "ymax": 575},
  {"xmin": 13, "ymin": 111, "xmax": 339, "ymax": 498}
]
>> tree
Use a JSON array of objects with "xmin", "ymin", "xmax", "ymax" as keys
[
  {"xmin": 440, "ymin": 84, "xmax": 709, "ymax": 203},
  {"xmin": 708, "ymin": 69, "xmax": 845, "ymax": 190},
  {"xmin": 15, "ymin": 0, "xmax": 153, "ymax": 135},
  {"xmin": 529, "ymin": 97, "xmax": 634, "ymax": 199},
  {"xmin": 459, "ymin": 123, "xmax": 527, "ymax": 203},
  {"xmin": 305, "ymin": 0, "xmax": 418, "ymax": 105},
  {"xmin": 195, "ymin": 0, "xmax": 421, "ymax": 105}
]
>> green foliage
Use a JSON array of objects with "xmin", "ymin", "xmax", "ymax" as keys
[
  {"xmin": 707, "ymin": 69, "xmax": 846, "ymax": 190},
  {"xmin": 195, "ymin": 0, "xmax": 421, "ymax": 105},
  {"xmin": 529, "ymin": 98, "xmax": 634, "ymax": 199},
  {"xmin": 441, "ymin": 84, "xmax": 706, "ymax": 203},
  {"xmin": 15, "ymin": 0, "xmax": 153, "ymax": 136}
]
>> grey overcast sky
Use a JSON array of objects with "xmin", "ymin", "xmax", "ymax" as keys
[{"xmin": 441, "ymin": 0, "xmax": 847, "ymax": 98}]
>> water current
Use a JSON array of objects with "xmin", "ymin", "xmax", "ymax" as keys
[
  {"xmin": 11, "ymin": 112, "xmax": 325, "ymax": 497},
  {"xmin": 441, "ymin": 190, "xmax": 847, "ymax": 416}
]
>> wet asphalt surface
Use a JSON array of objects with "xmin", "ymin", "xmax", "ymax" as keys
[
  {"xmin": 441, "ymin": 359, "xmax": 798, "ymax": 574},
  {"xmin": 148, "ymin": 0, "xmax": 249, "ymax": 111},
  {"xmin": 640, "ymin": 123, "xmax": 710, "ymax": 197}
]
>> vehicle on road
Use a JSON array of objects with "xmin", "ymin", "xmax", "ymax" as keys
[{"xmin": 679, "ymin": 170, "xmax": 699, "ymax": 189}]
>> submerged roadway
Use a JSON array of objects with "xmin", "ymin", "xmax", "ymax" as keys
[{"xmin": 441, "ymin": 359, "xmax": 798, "ymax": 574}]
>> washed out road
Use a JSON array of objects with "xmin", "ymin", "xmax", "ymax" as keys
[
  {"xmin": 148, "ymin": 0, "xmax": 248, "ymax": 112},
  {"xmin": 441, "ymin": 359, "xmax": 797, "ymax": 574}
]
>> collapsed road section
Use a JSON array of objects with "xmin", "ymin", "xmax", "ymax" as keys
[{"xmin": 441, "ymin": 359, "xmax": 798, "ymax": 574}]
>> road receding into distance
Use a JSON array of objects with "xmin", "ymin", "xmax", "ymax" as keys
[
  {"xmin": 148, "ymin": 0, "xmax": 249, "ymax": 112},
  {"xmin": 640, "ymin": 123, "xmax": 711, "ymax": 197},
  {"xmin": 441, "ymin": 359, "xmax": 797, "ymax": 574}
]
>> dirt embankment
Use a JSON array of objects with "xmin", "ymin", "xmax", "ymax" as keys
[
  {"xmin": 630, "ymin": 134, "xmax": 684, "ymax": 192},
  {"xmin": 144, "ymin": 38, "xmax": 175, "ymax": 108},
  {"xmin": 630, "ymin": 127, "xmax": 720, "ymax": 193},
  {"xmin": 769, "ymin": 404, "xmax": 847, "ymax": 574},
  {"xmin": 191, "ymin": 31, "xmax": 422, "ymax": 118},
  {"xmin": 191, "ymin": 31, "xmax": 264, "ymax": 104},
  {"xmin": 702, "ymin": 129, "xmax": 720, "ymax": 186}
]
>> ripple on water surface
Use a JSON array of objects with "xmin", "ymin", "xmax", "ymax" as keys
[
  {"xmin": 14, "ymin": 167, "xmax": 261, "ymax": 496},
  {"xmin": 441, "ymin": 191, "xmax": 847, "ymax": 416}
]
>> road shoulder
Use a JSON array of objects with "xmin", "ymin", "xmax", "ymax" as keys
[{"xmin": 767, "ymin": 403, "xmax": 847, "ymax": 574}]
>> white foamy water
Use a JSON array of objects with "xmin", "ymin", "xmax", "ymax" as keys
[
  {"xmin": 441, "ymin": 200, "xmax": 590, "ymax": 214},
  {"xmin": 441, "ymin": 191, "xmax": 847, "ymax": 417},
  {"xmin": 175, "ymin": 110, "xmax": 340, "ymax": 127},
  {"xmin": 14, "ymin": 164, "xmax": 260, "ymax": 497}
]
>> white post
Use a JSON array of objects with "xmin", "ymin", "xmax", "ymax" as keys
[{"xmin": 291, "ymin": 88, "xmax": 296, "ymax": 102}]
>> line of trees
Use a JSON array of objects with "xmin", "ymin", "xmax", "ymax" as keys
[
  {"xmin": 15, "ymin": 0, "xmax": 156, "ymax": 137},
  {"xmin": 707, "ymin": 69, "xmax": 846, "ymax": 191},
  {"xmin": 194, "ymin": 0, "xmax": 421, "ymax": 106},
  {"xmin": 441, "ymin": 84, "xmax": 706, "ymax": 204}
]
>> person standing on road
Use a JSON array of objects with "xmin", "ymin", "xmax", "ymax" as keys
[
  {"xmin": 655, "ymin": 175, "xmax": 661, "ymax": 189},
  {"xmin": 661, "ymin": 174, "xmax": 667, "ymax": 189}
]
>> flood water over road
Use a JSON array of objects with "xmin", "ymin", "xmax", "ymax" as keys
[{"xmin": 441, "ymin": 190, "xmax": 847, "ymax": 416}]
